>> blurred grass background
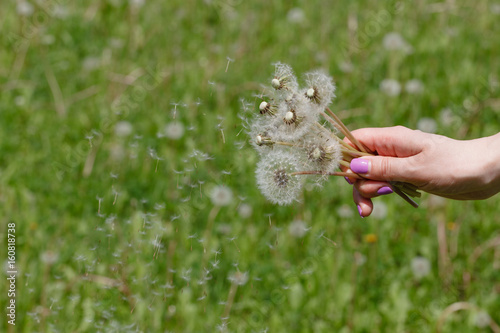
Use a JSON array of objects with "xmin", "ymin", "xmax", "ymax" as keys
[{"xmin": 0, "ymin": 0, "xmax": 499, "ymax": 332}]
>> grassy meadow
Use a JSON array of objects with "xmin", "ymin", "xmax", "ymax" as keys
[{"xmin": 1, "ymin": 0, "xmax": 500, "ymax": 332}]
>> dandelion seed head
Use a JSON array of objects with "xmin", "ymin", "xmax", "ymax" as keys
[
  {"xmin": 288, "ymin": 219, "xmax": 308, "ymax": 238},
  {"xmin": 339, "ymin": 61, "xmax": 354, "ymax": 73},
  {"xmin": 417, "ymin": 117, "xmax": 437, "ymax": 133},
  {"xmin": 491, "ymin": 4, "xmax": 500, "ymax": 14},
  {"xmin": 228, "ymin": 271, "xmax": 249, "ymax": 286},
  {"xmin": 238, "ymin": 203, "xmax": 253, "ymax": 218},
  {"xmin": 287, "ymin": 8, "xmax": 305, "ymax": 24},
  {"xmin": 210, "ymin": 186, "xmax": 233, "ymax": 206},
  {"xmin": 439, "ymin": 108, "xmax": 457, "ymax": 127},
  {"xmin": 380, "ymin": 79, "xmax": 401, "ymax": 97},
  {"xmin": 272, "ymin": 94, "xmax": 316, "ymax": 141},
  {"xmin": 130, "ymin": 0, "xmax": 145, "ymax": 8},
  {"xmin": 300, "ymin": 135, "xmax": 342, "ymax": 175},
  {"xmin": 371, "ymin": 201, "xmax": 388, "ymax": 219},
  {"xmin": 303, "ymin": 70, "xmax": 336, "ymax": 109},
  {"xmin": 354, "ymin": 252, "xmax": 367, "ymax": 266},
  {"xmin": 165, "ymin": 122, "xmax": 185, "ymax": 140},
  {"xmin": 17, "ymin": 1, "xmax": 34, "ymax": 16},
  {"xmin": 83, "ymin": 56, "xmax": 101, "ymax": 71},
  {"xmin": 271, "ymin": 62, "xmax": 299, "ymax": 97},
  {"xmin": 475, "ymin": 311, "xmax": 491, "ymax": 328},
  {"xmin": 256, "ymin": 150, "xmax": 303, "ymax": 205},
  {"xmin": 114, "ymin": 121, "xmax": 133, "ymax": 137},
  {"xmin": 383, "ymin": 32, "xmax": 412, "ymax": 52},
  {"xmin": 405, "ymin": 79, "xmax": 424, "ymax": 94},
  {"xmin": 411, "ymin": 256, "xmax": 431, "ymax": 279},
  {"xmin": 248, "ymin": 119, "xmax": 277, "ymax": 153},
  {"xmin": 337, "ymin": 204, "xmax": 354, "ymax": 218}
]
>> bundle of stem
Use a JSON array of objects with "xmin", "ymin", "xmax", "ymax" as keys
[{"xmin": 321, "ymin": 107, "xmax": 420, "ymax": 208}]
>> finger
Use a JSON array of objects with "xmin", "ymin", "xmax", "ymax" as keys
[
  {"xmin": 341, "ymin": 168, "xmax": 357, "ymax": 185},
  {"xmin": 353, "ymin": 187, "xmax": 373, "ymax": 218},
  {"xmin": 349, "ymin": 156, "xmax": 419, "ymax": 184},
  {"xmin": 348, "ymin": 126, "xmax": 426, "ymax": 157},
  {"xmin": 355, "ymin": 179, "xmax": 393, "ymax": 198}
]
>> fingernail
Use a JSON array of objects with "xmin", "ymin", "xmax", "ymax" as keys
[
  {"xmin": 377, "ymin": 186, "xmax": 393, "ymax": 195},
  {"xmin": 344, "ymin": 176, "xmax": 353, "ymax": 185},
  {"xmin": 350, "ymin": 158, "xmax": 369, "ymax": 174},
  {"xmin": 357, "ymin": 204, "xmax": 364, "ymax": 218}
]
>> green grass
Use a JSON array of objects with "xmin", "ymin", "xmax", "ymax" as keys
[{"xmin": 1, "ymin": 0, "xmax": 499, "ymax": 332}]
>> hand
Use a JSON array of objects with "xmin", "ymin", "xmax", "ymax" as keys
[{"xmin": 343, "ymin": 126, "xmax": 500, "ymax": 217}]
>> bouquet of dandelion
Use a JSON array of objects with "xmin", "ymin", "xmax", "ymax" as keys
[{"xmin": 247, "ymin": 62, "xmax": 420, "ymax": 207}]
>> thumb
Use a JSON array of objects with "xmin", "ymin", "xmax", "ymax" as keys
[{"xmin": 350, "ymin": 156, "xmax": 415, "ymax": 183}]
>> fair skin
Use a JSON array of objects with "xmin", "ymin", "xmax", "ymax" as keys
[{"xmin": 343, "ymin": 126, "xmax": 500, "ymax": 217}]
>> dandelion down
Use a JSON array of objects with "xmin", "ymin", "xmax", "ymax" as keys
[{"xmin": 245, "ymin": 62, "xmax": 421, "ymax": 207}]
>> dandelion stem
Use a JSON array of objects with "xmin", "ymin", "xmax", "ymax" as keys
[
  {"xmin": 220, "ymin": 129, "xmax": 226, "ymax": 144},
  {"xmin": 320, "ymin": 111, "xmax": 345, "ymax": 135},
  {"xmin": 290, "ymin": 171, "xmax": 363, "ymax": 179},
  {"xmin": 340, "ymin": 148, "xmax": 372, "ymax": 157},
  {"xmin": 223, "ymin": 281, "xmax": 238, "ymax": 318},
  {"xmin": 313, "ymin": 122, "xmax": 365, "ymax": 154},
  {"xmin": 201, "ymin": 206, "xmax": 221, "ymax": 269},
  {"xmin": 273, "ymin": 141, "xmax": 297, "ymax": 147},
  {"xmin": 339, "ymin": 160, "xmax": 351, "ymax": 169},
  {"xmin": 325, "ymin": 107, "xmax": 368, "ymax": 153}
]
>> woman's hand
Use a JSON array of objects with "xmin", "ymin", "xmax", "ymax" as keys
[{"xmin": 343, "ymin": 126, "xmax": 500, "ymax": 217}]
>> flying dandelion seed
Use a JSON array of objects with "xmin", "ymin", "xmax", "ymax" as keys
[{"xmin": 225, "ymin": 57, "xmax": 234, "ymax": 73}]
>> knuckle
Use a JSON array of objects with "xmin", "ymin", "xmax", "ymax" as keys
[{"xmin": 378, "ymin": 158, "xmax": 393, "ymax": 179}]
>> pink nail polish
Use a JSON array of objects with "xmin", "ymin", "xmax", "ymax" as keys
[
  {"xmin": 344, "ymin": 176, "xmax": 353, "ymax": 185},
  {"xmin": 377, "ymin": 186, "xmax": 393, "ymax": 195},
  {"xmin": 357, "ymin": 204, "xmax": 363, "ymax": 218},
  {"xmin": 351, "ymin": 158, "xmax": 369, "ymax": 174}
]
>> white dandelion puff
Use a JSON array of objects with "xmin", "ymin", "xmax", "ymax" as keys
[
  {"xmin": 417, "ymin": 117, "xmax": 437, "ymax": 133},
  {"xmin": 370, "ymin": 201, "xmax": 388, "ymax": 220},
  {"xmin": 474, "ymin": 311, "xmax": 491, "ymax": 328},
  {"xmin": 40, "ymin": 251, "xmax": 59, "ymax": 265},
  {"xmin": 287, "ymin": 8, "xmax": 305, "ymax": 24},
  {"xmin": 288, "ymin": 220, "xmax": 309, "ymax": 238},
  {"xmin": 114, "ymin": 121, "xmax": 133, "ymax": 137},
  {"xmin": 210, "ymin": 186, "xmax": 233, "ymax": 206},
  {"xmin": 382, "ymin": 32, "xmax": 412, "ymax": 53},
  {"xmin": 272, "ymin": 93, "xmax": 317, "ymax": 142},
  {"xmin": 411, "ymin": 256, "xmax": 431, "ymax": 279},
  {"xmin": 380, "ymin": 79, "xmax": 401, "ymax": 97},
  {"xmin": 165, "ymin": 122, "xmax": 185, "ymax": 140},
  {"xmin": 238, "ymin": 203, "xmax": 253, "ymax": 218},
  {"xmin": 303, "ymin": 70, "xmax": 336, "ymax": 110},
  {"xmin": 271, "ymin": 62, "xmax": 299, "ymax": 97},
  {"xmin": 17, "ymin": 1, "xmax": 34, "ymax": 16},
  {"xmin": 405, "ymin": 79, "xmax": 424, "ymax": 94},
  {"xmin": 256, "ymin": 150, "xmax": 303, "ymax": 205},
  {"xmin": 228, "ymin": 271, "xmax": 249, "ymax": 286},
  {"xmin": 300, "ymin": 135, "xmax": 342, "ymax": 175}
]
